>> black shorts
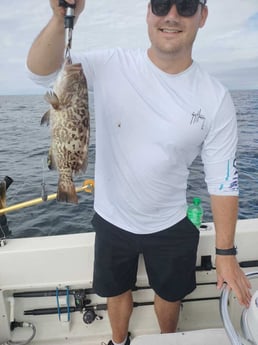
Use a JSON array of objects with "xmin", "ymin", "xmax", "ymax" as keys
[{"xmin": 92, "ymin": 213, "xmax": 200, "ymax": 302}]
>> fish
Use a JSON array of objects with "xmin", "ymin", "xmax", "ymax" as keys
[{"xmin": 41, "ymin": 59, "xmax": 90, "ymax": 204}]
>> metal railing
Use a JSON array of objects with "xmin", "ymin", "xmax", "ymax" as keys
[{"xmin": 220, "ymin": 271, "xmax": 258, "ymax": 345}]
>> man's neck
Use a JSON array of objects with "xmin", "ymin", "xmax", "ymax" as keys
[{"xmin": 147, "ymin": 47, "xmax": 193, "ymax": 74}]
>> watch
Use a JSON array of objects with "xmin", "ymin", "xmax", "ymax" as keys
[{"xmin": 215, "ymin": 246, "xmax": 237, "ymax": 256}]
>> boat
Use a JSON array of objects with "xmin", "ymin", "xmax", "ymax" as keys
[{"xmin": 1, "ymin": 214, "xmax": 258, "ymax": 345}]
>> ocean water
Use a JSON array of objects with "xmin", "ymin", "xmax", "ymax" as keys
[{"xmin": 0, "ymin": 90, "xmax": 258, "ymax": 238}]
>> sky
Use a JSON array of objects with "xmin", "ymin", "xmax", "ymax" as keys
[{"xmin": 0, "ymin": 0, "xmax": 258, "ymax": 95}]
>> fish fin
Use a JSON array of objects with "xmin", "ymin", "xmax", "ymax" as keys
[
  {"xmin": 40, "ymin": 110, "xmax": 51, "ymax": 126},
  {"xmin": 0, "ymin": 181, "xmax": 7, "ymax": 209},
  {"xmin": 57, "ymin": 178, "xmax": 78, "ymax": 204},
  {"xmin": 44, "ymin": 91, "xmax": 60, "ymax": 110}
]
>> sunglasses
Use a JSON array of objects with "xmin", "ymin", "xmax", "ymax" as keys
[{"xmin": 151, "ymin": 0, "xmax": 207, "ymax": 17}]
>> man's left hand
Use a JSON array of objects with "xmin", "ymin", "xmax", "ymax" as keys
[{"xmin": 216, "ymin": 255, "xmax": 252, "ymax": 307}]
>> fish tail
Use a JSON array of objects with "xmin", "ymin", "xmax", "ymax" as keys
[{"xmin": 57, "ymin": 177, "xmax": 78, "ymax": 204}]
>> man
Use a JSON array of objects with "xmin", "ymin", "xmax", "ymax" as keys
[{"xmin": 27, "ymin": 1, "xmax": 251, "ymax": 345}]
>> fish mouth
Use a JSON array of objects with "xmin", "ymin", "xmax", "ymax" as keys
[{"xmin": 64, "ymin": 62, "xmax": 83, "ymax": 73}]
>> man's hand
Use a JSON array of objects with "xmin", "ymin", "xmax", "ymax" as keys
[
  {"xmin": 216, "ymin": 255, "xmax": 252, "ymax": 307},
  {"xmin": 49, "ymin": 0, "xmax": 85, "ymax": 20}
]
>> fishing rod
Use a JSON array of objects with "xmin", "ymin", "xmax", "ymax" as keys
[
  {"xmin": 59, "ymin": 0, "xmax": 76, "ymax": 59},
  {"xmin": 0, "ymin": 179, "xmax": 94, "ymax": 215}
]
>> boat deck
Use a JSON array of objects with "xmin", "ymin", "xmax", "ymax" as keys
[
  {"xmin": 131, "ymin": 329, "xmax": 231, "ymax": 345},
  {"xmin": 1, "ymin": 218, "xmax": 258, "ymax": 344}
]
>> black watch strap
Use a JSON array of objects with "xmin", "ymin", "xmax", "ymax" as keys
[{"xmin": 215, "ymin": 246, "xmax": 237, "ymax": 256}]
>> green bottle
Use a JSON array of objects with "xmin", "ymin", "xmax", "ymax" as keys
[{"xmin": 187, "ymin": 197, "xmax": 203, "ymax": 228}]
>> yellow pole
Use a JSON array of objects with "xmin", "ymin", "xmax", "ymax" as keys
[{"xmin": 0, "ymin": 179, "xmax": 94, "ymax": 215}]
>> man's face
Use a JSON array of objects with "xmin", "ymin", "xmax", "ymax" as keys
[{"xmin": 147, "ymin": 2, "xmax": 208, "ymax": 59}]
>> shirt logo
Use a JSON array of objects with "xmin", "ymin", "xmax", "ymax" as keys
[
  {"xmin": 219, "ymin": 159, "xmax": 239, "ymax": 192},
  {"xmin": 190, "ymin": 109, "xmax": 206, "ymax": 130}
]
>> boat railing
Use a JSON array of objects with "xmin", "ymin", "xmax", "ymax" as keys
[{"xmin": 220, "ymin": 271, "xmax": 258, "ymax": 345}]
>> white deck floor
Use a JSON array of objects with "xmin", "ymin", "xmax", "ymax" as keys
[{"xmin": 131, "ymin": 329, "xmax": 232, "ymax": 345}]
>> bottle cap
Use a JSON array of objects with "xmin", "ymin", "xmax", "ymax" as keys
[{"xmin": 193, "ymin": 197, "xmax": 201, "ymax": 205}]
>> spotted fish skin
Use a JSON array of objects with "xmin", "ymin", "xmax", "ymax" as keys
[{"xmin": 41, "ymin": 59, "xmax": 89, "ymax": 204}]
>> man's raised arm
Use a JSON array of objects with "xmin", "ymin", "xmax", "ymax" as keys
[{"xmin": 27, "ymin": 0, "xmax": 85, "ymax": 75}]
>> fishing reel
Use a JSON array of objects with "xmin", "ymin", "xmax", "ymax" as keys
[
  {"xmin": 21, "ymin": 288, "xmax": 104, "ymax": 326},
  {"xmin": 73, "ymin": 289, "xmax": 103, "ymax": 324},
  {"xmin": 74, "ymin": 289, "xmax": 91, "ymax": 311},
  {"xmin": 83, "ymin": 308, "xmax": 103, "ymax": 324}
]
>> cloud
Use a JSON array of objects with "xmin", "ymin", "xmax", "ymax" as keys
[
  {"xmin": 0, "ymin": 0, "xmax": 257, "ymax": 94},
  {"xmin": 193, "ymin": 1, "xmax": 258, "ymax": 88},
  {"xmin": 246, "ymin": 12, "xmax": 258, "ymax": 30}
]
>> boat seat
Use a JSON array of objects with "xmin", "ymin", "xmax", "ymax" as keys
[{"xmin": 131, "ymin": 328, "xmax": 231, "ymax": 345}]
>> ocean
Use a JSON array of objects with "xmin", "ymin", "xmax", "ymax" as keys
[{"xmin": 0, "ymin": 90, "xmax": 258, "ymax": 238}]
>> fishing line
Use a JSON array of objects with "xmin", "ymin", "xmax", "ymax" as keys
[
  {"xmin": 41, "ymin": 157, "xmax": 48, "ymax": 202},
  {"xmin": 7, "ymin": 181, "xmax": 28, "ymax": 206}
]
